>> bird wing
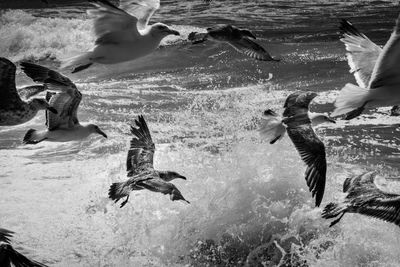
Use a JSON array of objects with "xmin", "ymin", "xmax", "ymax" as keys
[
  {"xmin": 17, "ymin": 85, "xmax": 46, "ymax": 100},
  {"xmin": 286, "ymin": 124, "xmax": 327, "ymax": 207},
  {"xmin": 20, "ymin": 62, "xmax": 81, "ymax": 130},
  {"xmin": 0, "ymin": 57, "xmax": 22, "ymax": 108},
  {"xmin": 126, "ymin": 115, "xmax": 155, "ymax": 177},
  {"xmin": 369, "ymin": 14, "xmax": 400, "ymax": 89},
  {"xmin": 357, "ymin": 196, "xmax": 400, "ymax": 226},
  {"xmin": 339, "ymin": 19, "xmax": 382, "ymax": 88},
  {"xmin": 227, "ymin": 37, "xmax": 277, "ymax": 61},
  {"xmin": 0, "ymin": 243, "xmax": 47, "ymax": 267},
  {"xmin": 258, "ymin": 109, "xmax": 286, "ymax": 144},
  {"xmin": 135, "ymin": 178, "xmax": 171, "ymax": 195},
  {"xmin": 46, "ymin": 88, "xmax": 82, "ymax": 130},
  {"xmin": 20, "ymin": 62, "xmax": 75, "ymax": 89},
  {"xmin": 0, "ymin": 228, "xmax": 13, "ymax": 244},
  {"xmin": 120, "ymin": 0, "xmax": 160, "ymax": 30},
  {"xmin": 88, "ymin": 0, "xmax": 141, "ymax": 45}
]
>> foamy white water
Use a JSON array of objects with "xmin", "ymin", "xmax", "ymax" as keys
[{"xmin": 1, "ymin": 1, "xmax": 400, "ymax": 266}]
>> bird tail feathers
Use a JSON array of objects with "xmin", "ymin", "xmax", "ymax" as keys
[
  {"xmin": 259, "ymin": 109, "xmax": 286, "ymax": 144},
  {"xmin": 61, "ymin": 52, "xmax": 93, "ymax": 73},
  {"xmin": 331, "ymin": 83, "xmax": 369, "ymax": 117},
  {"xmin": 108, "ymin": 182, "xmax": 130, "ymax": 202}
]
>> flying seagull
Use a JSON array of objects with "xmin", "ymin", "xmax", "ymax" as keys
[
  {"xmin": 188, "ymin": 24, "xmax": 280, "ymax": 61},
  {"xmin": 338, "ymin": 19, "xmax": 400, "ymax": 117},
  {"xmin": 19, "ymin": 62, "xmax": 107, "ymax": 144},
  {"xmin": 260, "ymin": 92, "xmax": 328, "ymax": 207},
  {"xmin": 322, "ymin": 171, "xmax": 400, "ymax": 227},
  {"xmin": 0, "ymin": 228, "xmax": 47, "ymax": 267},
  {"xmin": 0, "ymin": 57, "xmax": 57, "ymax": 126},
  {"xmin": 108, "ymin": 115, "xmax": 189, "ymax": 208},
  {"xmin": 62, "ymin": 0, "xmax": 180, "ymax": 73},
  {"xmin": 331, "ymin": 14, "xmax": 400, "ymax": 119},
  {"xmin": 259, "ymin": 110, "xmax": 335, "ymax": 141}
]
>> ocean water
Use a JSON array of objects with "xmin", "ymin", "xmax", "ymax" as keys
[{"xmin": 1, "ymin": 1, "xmax": 400, "ymax": 266}]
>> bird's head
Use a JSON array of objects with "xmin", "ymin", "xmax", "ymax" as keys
[
  {"xmin": 30, "ymin": 98, "xmax": 58, "ymax": 114},
  {"xmin": 88, "ymin": 124, "xmax": 107, "ymax": 138},
  {"xmin": 150, "ymin": 23, "xmax": 180, "ymax": 38},
  {"xmin": 170, "ymin": 188, "xmax": 190, "ymax": 204},
  {"xmin": 292, "ymin": 91, "xmax": 318, "ymax": 108},
  {"xmin": 159, "ymin": 171, "xmax": 187, "ymax": 182},
  {"xmin": 309, "ymin": 112, "xmax": 336, "ymax": 125}
]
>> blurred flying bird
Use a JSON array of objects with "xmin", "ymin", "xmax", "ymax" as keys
[
  {"xmin": 108, "ymin": 115, "xmax": 189, "ymax": 208},
  {"xmin": 188, "ymin": 24, "xmax": 280, "ymax": 61},
  {"xmin": 322, "ymin": 171, "xmax": 400, "ymax": 227},
  {"xmin": 338, "ymin": 19, "xmax": 400, "ymax": 117},
  {"xmin": 19, "ymin": 62, "xmax": 107, "ymax": 144},
  {"xmin": 62, "ymin": 0, "xmax": 180, "ymax": 73},
  {"xmin": 259, "ymin": 92, "xmax": 329, "ymax": 207},
  {"xmin": 0, "ymin": 228, "xmax": 47, "ymax": 267},
  {"xmin": 332, "ymin": 14, "xmax": 400, "ymax": 119},
  {"xmin": 0, "ymin": 57, "xmax": 57, "ymax": 126}
]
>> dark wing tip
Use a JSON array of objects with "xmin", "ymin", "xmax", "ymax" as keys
[
  {"xmin": 0, "ymin": 57, "xmax": 16, "ymax": 69},
  {"xmin": 339, "ymin": 19, "xmax": 363, "ymax": 37},
  {"xmin": 0, "ymin": 228, "xmax": 14, "ymax": 243}
]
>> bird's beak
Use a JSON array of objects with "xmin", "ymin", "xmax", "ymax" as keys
[
  {"xmin": 178, "ymin": 174, "xmax": 187, "ymax": 180},
  {"xmin": 47, "ymin": 106, "xmax": 58, "ymax": 114},
  {"xmin": 326, "ymin": 117, "xmax": 336, "ymax": 123},
  {"xmin": 96, "ymin": 128, "xmax": 108, "ymax": 138},
  {"xmin": 183, "ymin": 199, "xmax": 190, "ymax": 204},
  {"xmin": 168, "ymin": 29, "xmax": 180, "ymax": 36}
]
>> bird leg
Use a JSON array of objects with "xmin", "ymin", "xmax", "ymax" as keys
[
  {"xmin": 329, "ymin": 212, "xmax": 345, "ymax": 227},
  {"xmin": 120, "ymin": 196, "xmax": 129, "ymax": 208}
]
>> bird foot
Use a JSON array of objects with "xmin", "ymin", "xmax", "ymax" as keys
[{"xmin": 119, "ymin": 196, "xmax": 129, "ymax": 208}]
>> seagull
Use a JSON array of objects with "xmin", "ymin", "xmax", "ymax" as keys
[
  {"xmin": 259, "ymin": 110, "xmax": 335, "ymax": 142},
  {"xmin": 0, "ymin": 57, "xmax": 57, "ymax": 126},
  {"xmin": 322, "ymin": 171, "xmax": 400, "ymax": 227},
  {"xmin": 62, "ymin": 0, "xmax": 180, "ymax": 73},
  {"xmin": 338, "ymin": 19, "xmax": 400, "ymax": 117},
  {"xmin": 260, "ymin": 92, "xmax": 328, "ymax": 207},
  {"xmin": 0, "ymin": 228, "xmax": 47, "ymax": 267},
  {"xmin": 188, "ymin": 24, "xmax": 280, "ymax": 61},
  {"xmin": 331, "ymin": 14, "xmax": 400, "ymax": 119},
  {"xmin": 108, "ymin": 115, "xmax": 189, "ymax": 208},
  {"xmin": 18, "ymin": 62, "xmax": 107, "ymax": 144}
]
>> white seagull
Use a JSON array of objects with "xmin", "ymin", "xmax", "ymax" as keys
[
  {"xmin": 19, "ymin": 62, "xmax": 107, "ymax": 144},
  {"xmin": 260, "ymin": 92, "xmax": 328, "ymax": 207},
  {"xmin": 63, "ymin": 0, "xmax": 180, "ymax": 73},
  {"xmin": 331, "ymin": 14, "xmax": 400, "ymax": 119}
]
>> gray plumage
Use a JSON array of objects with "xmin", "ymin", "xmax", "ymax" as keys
[
  {"xmin": 0, "ymin": 58, "xmax": 56, "ymax": 126},
  {"xmin": 322, "ymin": 171, "xmax": 400, "ymax": 227},
  {"xmin": 108, "ymin": 115, "xmax": 188, "ymax": 208},
  {"xmin": 19, "ymin": 62, "xmax": 107, "ymax": 144},
  {"xmin": 188, "ymin": 24, "xmax": 280, "ymax": 61},
  {"xmin": 283, "ymin": 92, "xmax": 327, "ymax": 207},
  {"xmin": 260, "ymin": 92, "xmax": 327, "ymax": 206}
]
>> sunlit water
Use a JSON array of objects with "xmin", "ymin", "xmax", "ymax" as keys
[{"xmin": 1, "ymin": 1, "xmax": 400, "ymax": 266}]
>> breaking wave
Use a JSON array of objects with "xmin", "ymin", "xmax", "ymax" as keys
[{"xmin": 0, "ymin": 10, "xmax": 200, "ymax": 63}]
